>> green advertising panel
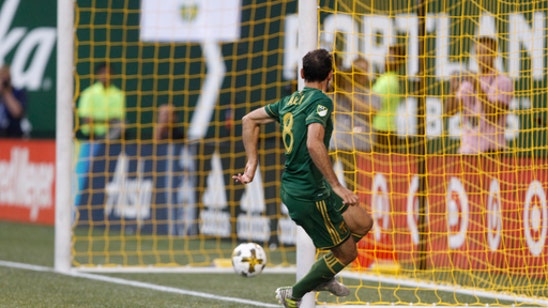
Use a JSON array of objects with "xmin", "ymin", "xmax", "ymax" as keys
[
  {"xmin": 4, "ymin": 0, "xmax": 546, "ymax": 155},
  {"xmin": 0, "ymin": 0, "xmax": 57, "ymax": 138}
]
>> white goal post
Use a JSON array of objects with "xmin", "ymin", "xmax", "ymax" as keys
[
  {"xmin": 53, "ymin": 0, "xmax": 318, "ymax": 282},
  {"xmin": 54, "ymin": 0, "xmax": 74, "ymax": 273}
]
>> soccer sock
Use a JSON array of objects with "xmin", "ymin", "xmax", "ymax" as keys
[
  {"xmin": 352, "ymin": 232, "xmax": 365, "ymax": 243},
  {"xmin": 291, "ymin": 252, "xmax": 346, "ymax": 299}
]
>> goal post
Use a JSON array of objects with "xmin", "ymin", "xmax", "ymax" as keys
[
  {"xmin": 296, "ymin": 0, "xmax": 318, "ymax": 307},
  {"xmin": 54, "ymin": 0, "xmax": 74, "ymax": 274}
]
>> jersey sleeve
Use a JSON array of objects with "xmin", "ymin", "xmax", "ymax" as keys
[
  {"xmin": 264, "ymin": 99, "xmax": 281, "ymax": 122},
  {"xmin": 305, "ymin": 96, "xmax": 333, "ymax": 127}
]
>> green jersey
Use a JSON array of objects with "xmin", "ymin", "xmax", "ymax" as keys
[{"xmin": 265, "ymin": 87, "xmax": 333, "ymax": 200}]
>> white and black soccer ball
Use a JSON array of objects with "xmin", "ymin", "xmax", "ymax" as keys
[{"xmin": 231, "ymin": 242, "xmax": 267, "ymax": 277}]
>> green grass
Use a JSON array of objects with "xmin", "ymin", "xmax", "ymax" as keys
[
  {"xmin": 71, "ymin": 225, "xmax": 297, "ymax": 268},
  {"xmin": 1, "ymin": 220, "xmax": 545, "ymax": 307},
  {"xmin": 0, "ymin": 221, "xmax": 291, "ymax": 307}
]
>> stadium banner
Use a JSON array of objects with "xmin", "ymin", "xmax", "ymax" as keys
[
  {"xmin": 73, "ymin": 140, "xmax": 279, "ymax": 241},
  {"xmin": 140, "ymin": 0, "xmax": 241, "ymax": 42},
  {"xmin": 74, "ymin": 141, "xmax": 199, "ymax": 236},
  {"xmin": 0, "ymin": 0, "xmax": 57, "ymax": 137},
  {"xmin": 354, "ymin": 154, "xmax": 548, "ymax": 278},
  {"xmin": 0, "ymin": 139, "xmax": 55, "ymax": 225}
]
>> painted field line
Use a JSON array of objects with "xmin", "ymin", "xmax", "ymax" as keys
[{"xmin": 0, "ymin": 260, "xmax": 279, "ymax": 308}]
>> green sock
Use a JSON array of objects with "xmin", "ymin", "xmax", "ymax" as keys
[
  {"xmin": 291, "ymin": 252, "xmax": 346, "ymax": 299},
  {"xmin": 352, "ymin": 232, "xmax": 365, "ymax": 243}
]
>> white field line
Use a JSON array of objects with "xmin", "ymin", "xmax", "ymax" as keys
[
  {"xmin": 0, "ymin": 260, "xmax": 279, "ymax": 308},
  {"xmin": 75, "ymin": 266, "xmax": 297, "ymax": 274},
  {"xmin": 341, "ymin": 271, "xmax": 548, "ymax": 307}
]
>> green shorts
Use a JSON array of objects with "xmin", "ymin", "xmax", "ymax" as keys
[{"xmin": 281, "ymin": 189, "xmax": 350, "ymax": 249}]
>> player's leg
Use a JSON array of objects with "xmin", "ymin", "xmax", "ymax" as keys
[
  {"xmin": 311, "ymin": 202, "xmax": 373, "ymax": 297},
  {"xmin": 278, "ymin": 193, "xmax": 354, "ymax": 301},
  {"xmin": 342, "ymin": 203, "xmax": 373, "ymax": 243}
]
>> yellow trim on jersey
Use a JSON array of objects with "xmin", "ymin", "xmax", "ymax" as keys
[
  {"xmin": 315, "ymin": 200, "xmax": 342, "ymax": 244},
  {"xmin": 323, "ymin": 253, "xmax": 341, "ymax": 274}
]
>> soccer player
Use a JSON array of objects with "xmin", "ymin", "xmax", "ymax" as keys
[{"xmin": 232, "ymin": 49, "xmax": 373, "ymax": 308}]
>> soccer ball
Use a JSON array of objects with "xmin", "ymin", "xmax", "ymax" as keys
[{"xmin": 231, "ymin": 242, "xmax": 267, "ymax": 277}]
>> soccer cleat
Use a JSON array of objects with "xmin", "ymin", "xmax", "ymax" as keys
[
  {"xmin": 275, "ymin": 287, "xmax": 301, "ymax": 308},
  {"xmin": 313, "ymin": 277, "xmax": 350, "ymax": 296}
]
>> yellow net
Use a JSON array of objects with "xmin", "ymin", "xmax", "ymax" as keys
[
  {"xmin": 322, "ymin": 0, "xmax": 548, "ymax": 306},
  {"xmin": 72, "ymin": 0, "xmax": 548, "ymax": 306}
]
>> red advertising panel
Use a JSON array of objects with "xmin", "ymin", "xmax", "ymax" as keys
[
  {"xmin": 0, "ymin": 139, "xmax": 56, "ymax": 225},
  {"xmin": 355, "ymin": 153, "xmax": 548, "ymax": 278},
  {"xmin": 354, "ymin": 154, "xmax": 418, "ymax": 269}
]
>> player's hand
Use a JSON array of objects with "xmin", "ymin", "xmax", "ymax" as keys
[
  {"xmin": 232, "ymin": 161, "xmax": 257, "ymax": 185},
  {"xmin": 332, "ymin": 184, "xmax": 359, "ymax": 206}
]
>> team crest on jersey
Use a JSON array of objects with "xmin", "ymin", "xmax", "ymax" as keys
[{"xmin": 317, "ymin": 105, "xmax": 328, "ymax": 117}]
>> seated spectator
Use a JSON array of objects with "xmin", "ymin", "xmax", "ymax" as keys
[
  {"xmin": 0, "ymin": 65, "xmax": 27, "ymax": 138},
  {"xmin": 331, "ymin": 57, "xmax": 380, "ymax": 192},
  {"xmin": 77, "ymin": 62, "xmax": 126, "ymax": 140},
  {"xmin": 154, "ymin": 104, "xmax": 184, "ymax": 140},
  {"xmin": 451, "ymin": 36, "xmax": 514, "ymax": 154}
]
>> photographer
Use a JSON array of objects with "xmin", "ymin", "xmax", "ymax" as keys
[{"xmin": 0, "ymin": 65, "xmax": 27, "ymax": 138}]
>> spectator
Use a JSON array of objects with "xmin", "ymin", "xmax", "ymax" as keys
[
  {"xmin": 0, "ymin": 65, "xmax": 27, "ymax": 138},
  {"xmin": 154, "ymin": 104, "xmax": 184, "ymax": 140},
  {"xmin": 453, "ymin": 36, "xmax": 514, "ymax": 154},
  {"xmin": 77, "ymin": 62, "xmax": 126, "ymax": 140},
  {"xmin": 371, "ymin": 44, "xmax": 406, "ymax": 152},
  {"xmin": 331, "ymin": 57, "xmax": 380, "ymax": 192}
]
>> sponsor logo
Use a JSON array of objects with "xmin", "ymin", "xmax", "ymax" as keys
[
  {"xmin": 487, "ymin": 178, "xmax": 502, "ymax": 251},
  {"xmin": 407, "ymin": 175, "xmax": 420, "ymax": 245},
  {"xmin": 372, "ymin": 173, "xmax": 390, "ymax": 242},
  {"xmin": 104, "ymin": 153, "xmax": 153, "ymax": 223},
  {"xmin": 0, "ymin": 147, "xmax": 54, "ymax": 221},
  {"xmin": 180, "ymin": 1, "xmax": 199, "ymax": 22},
  {"xmin": 446, "ymin": 177, "xmax": 469, "ymax": 249},
  {"xmin": 523, "ymin": 180, "xmax": 547, "ymax": 257},
  {"xmin": 0, "ymin": 0, "xmax": 56, "ymax": 91}
]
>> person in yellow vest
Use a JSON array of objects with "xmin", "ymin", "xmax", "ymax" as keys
[
  {"xmin": 372, "ymin": 44, "xmax": 406, "ymax": 152},
  {"xmin": 77, "ymin": 63, "xmax": 126, "ymax": 140}
]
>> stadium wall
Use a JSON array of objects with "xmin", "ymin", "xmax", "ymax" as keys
[
  {"xmin": 354, "ymin": 154, "xmax": 548, "ymax": 278},
  {"xmin": 0, "ymin": 139, "xmax": 56, "ymax": 225}
]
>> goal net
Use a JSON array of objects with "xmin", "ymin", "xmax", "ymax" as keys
[{"xmin": 63, "ymin": 0, "xmax": 548, "ymax": 306}]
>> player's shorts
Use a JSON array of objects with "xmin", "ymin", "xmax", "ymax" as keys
[{"xmin": 281, "ymin": 189, "xmax": 350, "ymax": 249}]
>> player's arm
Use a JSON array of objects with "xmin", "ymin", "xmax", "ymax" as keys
[
  {"xmin": 307, "ymin": 122, "xmax": 359, "ymax": 206},
  {"xmin": 233, "ymin": 107, "xmax": 275, "ymax": 184}
]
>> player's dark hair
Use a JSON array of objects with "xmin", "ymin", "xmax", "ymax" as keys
[
  {"xmin": 95, "ymin": 62, "xmax": 113, "ymax": 74},
  {"xmin": 302, "ymin": 49, "xmax": 333, "ymax": 83},
  {"xmin": 476, "ymin": 36, "xmax": 498, "ymax": 52}
]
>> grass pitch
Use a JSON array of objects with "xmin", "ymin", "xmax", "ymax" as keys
[
  {"xmin": 0, "ymin": 221, "xmax": 290, "ymax": 307},
  {"xmin": 1, "ymin": 220, "xmax": 544, "ymax": 307}
]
